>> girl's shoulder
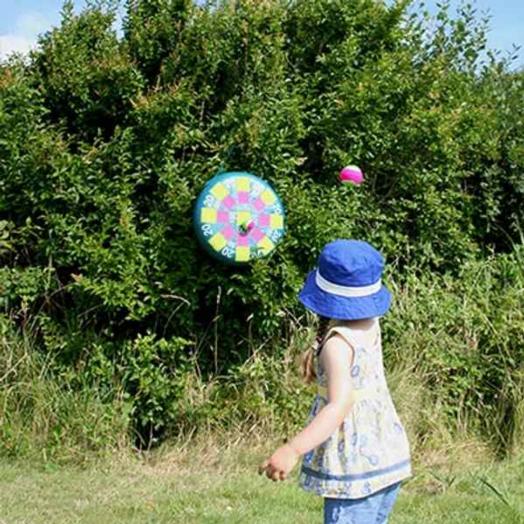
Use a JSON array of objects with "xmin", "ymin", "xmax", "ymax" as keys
[
  {"xmin": 315, "ymin": 318, "xmax": 382, "ymax": 377},
  {"xmin": 318, "ymin": 331, "xmax": 354, "ymax": 362}
]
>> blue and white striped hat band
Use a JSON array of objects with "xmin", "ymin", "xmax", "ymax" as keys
[{"xmin": 315, "ymin": 270, "xmax": 382, "ymax": 298}]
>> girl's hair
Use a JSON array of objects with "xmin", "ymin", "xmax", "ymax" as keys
[{"xmin": 300, "ymin": 316, "xmax": 331, "ymax": 384}]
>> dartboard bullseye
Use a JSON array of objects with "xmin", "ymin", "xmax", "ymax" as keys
[{"xmin": 193, "ymin": 171, "xmax": 285, "ymax": 265}]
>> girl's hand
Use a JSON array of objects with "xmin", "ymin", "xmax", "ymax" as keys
[{"xmin": 258, "ymin": 443, "xmax": 300, "ymax": 481}]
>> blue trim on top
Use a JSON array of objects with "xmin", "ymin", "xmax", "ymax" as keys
[{"xmin": 300, "ymin": 458, "xmax": 410, "ymax": 482}]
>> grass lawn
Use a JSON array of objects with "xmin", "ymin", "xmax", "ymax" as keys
[{"xmin": 1, "ymin": 437, "xmax": 523, "ymax": 524}]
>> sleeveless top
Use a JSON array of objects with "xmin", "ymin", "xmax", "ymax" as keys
[{"xmin": 297, "ymin": 319, "xmax": 412, "ymax": 499}]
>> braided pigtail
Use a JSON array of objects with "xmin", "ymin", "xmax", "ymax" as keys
[{"xmin": 300, "ymin": 316, "xmax": 331, "ymax": 384}]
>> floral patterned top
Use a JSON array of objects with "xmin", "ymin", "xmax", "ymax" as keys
[{"xmin": 297, "ymin": 319, "xmax": 412, "ymax": 499}]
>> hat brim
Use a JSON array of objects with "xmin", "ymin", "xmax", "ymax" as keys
[{"xmin": 298, "ymin": 269, "xmax": 392, "ymax": 320}]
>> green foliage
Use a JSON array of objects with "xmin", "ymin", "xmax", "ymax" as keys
[
  {"xmin": 120, "ymin": 332, "xmax": 192, "ymax": 439},
  {"xmin": 0, "ymin": 314, "xmax": 131, "ymax": 463},
  {"xmin": 0, "ymin": 0, "xmax": 523, "ymax": 446},
  {"xmin": 0, "ymin": 252, "xmax": 523, "ymax": 460},
  {"xmin": 383, "ymin": 246, "xmax": 524, "ymax": 455}
]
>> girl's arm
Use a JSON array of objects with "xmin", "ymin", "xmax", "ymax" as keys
[
  {"xmin": 288, "ymin": 334, "xmax": 355, "ymax": 455},
  {"xmin": 259, "ymin": 333, "xmax": 354, "ymax": 481}
]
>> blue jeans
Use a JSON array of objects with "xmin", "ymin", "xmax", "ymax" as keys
[{"xmin": 323, "ymin": 482, "xmax": 401, "ymax": 524}]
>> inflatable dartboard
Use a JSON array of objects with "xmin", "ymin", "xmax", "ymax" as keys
[{"xmin": 193, "ymin": 171, "xmax": 285, "ymax": 265}]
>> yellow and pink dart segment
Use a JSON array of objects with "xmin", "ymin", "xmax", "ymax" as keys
[{"xmin": 193, "ymin": 172, "xmax": 285, "ymax": 265}]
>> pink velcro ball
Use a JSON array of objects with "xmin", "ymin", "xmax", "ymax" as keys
[{"xmin": 339, "ymin": 165, "xmax": 364, "ymax": 185}]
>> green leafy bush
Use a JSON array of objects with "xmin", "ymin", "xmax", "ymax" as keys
[
  {"xmin": 383, "ymin": 246, "xmax": 524, "ymax": 455},
  {"xmin": 0, "ymin": 0, "xmax": 522, "ymax": 446}
]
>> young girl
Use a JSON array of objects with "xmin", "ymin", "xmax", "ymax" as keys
[{"xmin": 258, "ymin": 239, "xmax": 411, "ymax": 523}]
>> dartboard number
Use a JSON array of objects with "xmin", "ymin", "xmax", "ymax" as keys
[
  {"xmin": 204, "ymin": 194, "xmax": 216, "ymax": 207},
  {"xmin": 270, "ymin": 229, "xmax": 282, "ymax": 242},
  {"xmin": 202, "ymin": 224, "xmax": 213, "ymax": 236},
  {"xmin": 221, "ymin": 246, "xmax": 234, "ymax": 258}
]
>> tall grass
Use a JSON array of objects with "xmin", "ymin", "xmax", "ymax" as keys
[
  {"xmin": 0, "ymin": 247, "xmax": 522, "ymax": 464},
  {"xmin": 0, "ymin": 315, "xmax": 131, "ymax": 464},
  {"xmin": 384, "ymin": 245, "xmax": 524, "ymax": 457}
]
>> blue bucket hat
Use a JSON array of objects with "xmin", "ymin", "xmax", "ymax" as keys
[{"xmin": 298, "ymin": 239, "xmax": 392, "ymax": 320}]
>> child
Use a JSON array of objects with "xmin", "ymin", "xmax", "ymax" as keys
[{"xmin": 258, "ymin": 239, "xmax": 411, "ymax": 523}]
